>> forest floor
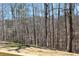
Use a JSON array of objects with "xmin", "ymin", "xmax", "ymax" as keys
[
  {"xmin": 0, "ymin": 47, "xmax": 79, "ymax": 56},
  {"xmin": 0, "ymin": 41, "xmax": 79, "ymax": 56}
]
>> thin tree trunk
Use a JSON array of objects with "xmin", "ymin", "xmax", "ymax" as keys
[
  {"xmin": 64, "ymin": 3, "xmax": 68, "ymax": 50},
  {"xmin": 32, "ymin": 4, "xmax": 37, "ymax": 46},
  {"xmin": 44, "ymin": 3, "xmax": 48, "ymax": 47},
  {"xmin": 56, "ymin": 3, "xmax": 60, "ymax": 49},
  {"xmin": 1, "ymin": 4, "xmax": 5, "ymax": 41},
  {"xmin": 52, "ymin": 3, "xmax": 55, "ymax": 48},
  {"xmin": 48, "ymin": 4, "xmax": 51, "ymax": 48}
]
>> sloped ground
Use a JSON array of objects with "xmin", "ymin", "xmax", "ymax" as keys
[
  {"xmin": 0, "ymin": 41, "xmax": 79, "ymax": 56},
  {"xmin": 19, "ymin": 47, "xmax": 79, "ymax": 56},
  {"xmin": 0, "ymin": 52, "xmax": 21, "ymax": 56},
  {"xmin": 0, "ymin": 47, "xmax": 79, "ymax": 56}
]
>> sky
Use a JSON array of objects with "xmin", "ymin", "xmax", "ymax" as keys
[{"xmin": 0, "ymin": 3, "xmax": 79, "ymax": 19}]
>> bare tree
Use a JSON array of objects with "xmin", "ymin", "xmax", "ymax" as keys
[
  {"xmin": 32, "ymin": 4, "xmax": 37, "ymax": 46},
  {"xmin": 48, "ymin": 4, "xmax": 51, "ymax": 48},
  {"xmin": 44, "ymin": 3, "xmax": 48, "ymax": 47},
  {"xmin": 68, "ymin": 3, "xmax": 74, "ymax": 52},
  {"xmin": 56, "ymin": 3, "xmax": 60, "ymax": 49},
  {"xmin": 64, "ymin": 3, "xmax": 68, "ymax": 50},
  {"xmin": 1, "ymin": 4, "xmax": 5, "ymax": 41},
  {"xmin": 51, "ymin": 3, "xmax": 55, "ymax": 48}
]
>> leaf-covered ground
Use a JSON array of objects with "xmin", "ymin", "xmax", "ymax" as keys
[
  {"xmin": 0, "ymin": 41, "xmax": 79, "ymax": 56},
  {"xmin": 0, "ymin": 47, "xmax": 79, "ymax": 56}
]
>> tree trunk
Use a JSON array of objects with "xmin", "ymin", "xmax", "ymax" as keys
[
  {"xmin": 68, "ymin": 3, "xmax": 74, "ymax": 52},
  {"xmin": 64, "ymin": 3, "xmax": 68, "ymax": 50},
  {"xmin": 32, "ymin": 4, "xmax": 37, "ymax": 46},
  {"xmin": 56, "ymin": 3, "xmax": 60, "ymax": 49},
  {"xmin": 52, "ymin": 3, "xmax": 55, "ymax": 48},
  {"xmin": 44, "ymin": 3, "xmax": 48, "ymax": 47}
]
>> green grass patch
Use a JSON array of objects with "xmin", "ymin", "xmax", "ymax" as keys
[{"xmin": 6, "ymin": 42, "xmax": 22, "ymax": 47}]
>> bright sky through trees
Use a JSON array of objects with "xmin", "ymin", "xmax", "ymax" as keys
[{"xmin": 0, "ymin": 3, "xmax": 79, "ymax": 19}]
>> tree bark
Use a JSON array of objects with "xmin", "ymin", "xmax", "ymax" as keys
[
  {"xmin": 64, "ymin": 3, "xmax": 68, "ymax": 50},
  {"xmin": 32, "ymin": 4, "xmax": 37, "ymax": 46},
  {"xmin": 68, "ymin": 3, "xmax": 74, "ymax": 52},
  {"xmin": 56, "ymin": 3, "xmax": 60, "ymax": 49},
  {"xmin": 52, "ymin": 3, "xmax": 55, "ymax": 48},
  {"xmin": 44, "ymin": 3, "xmax": 48, "ymax": 47}
]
